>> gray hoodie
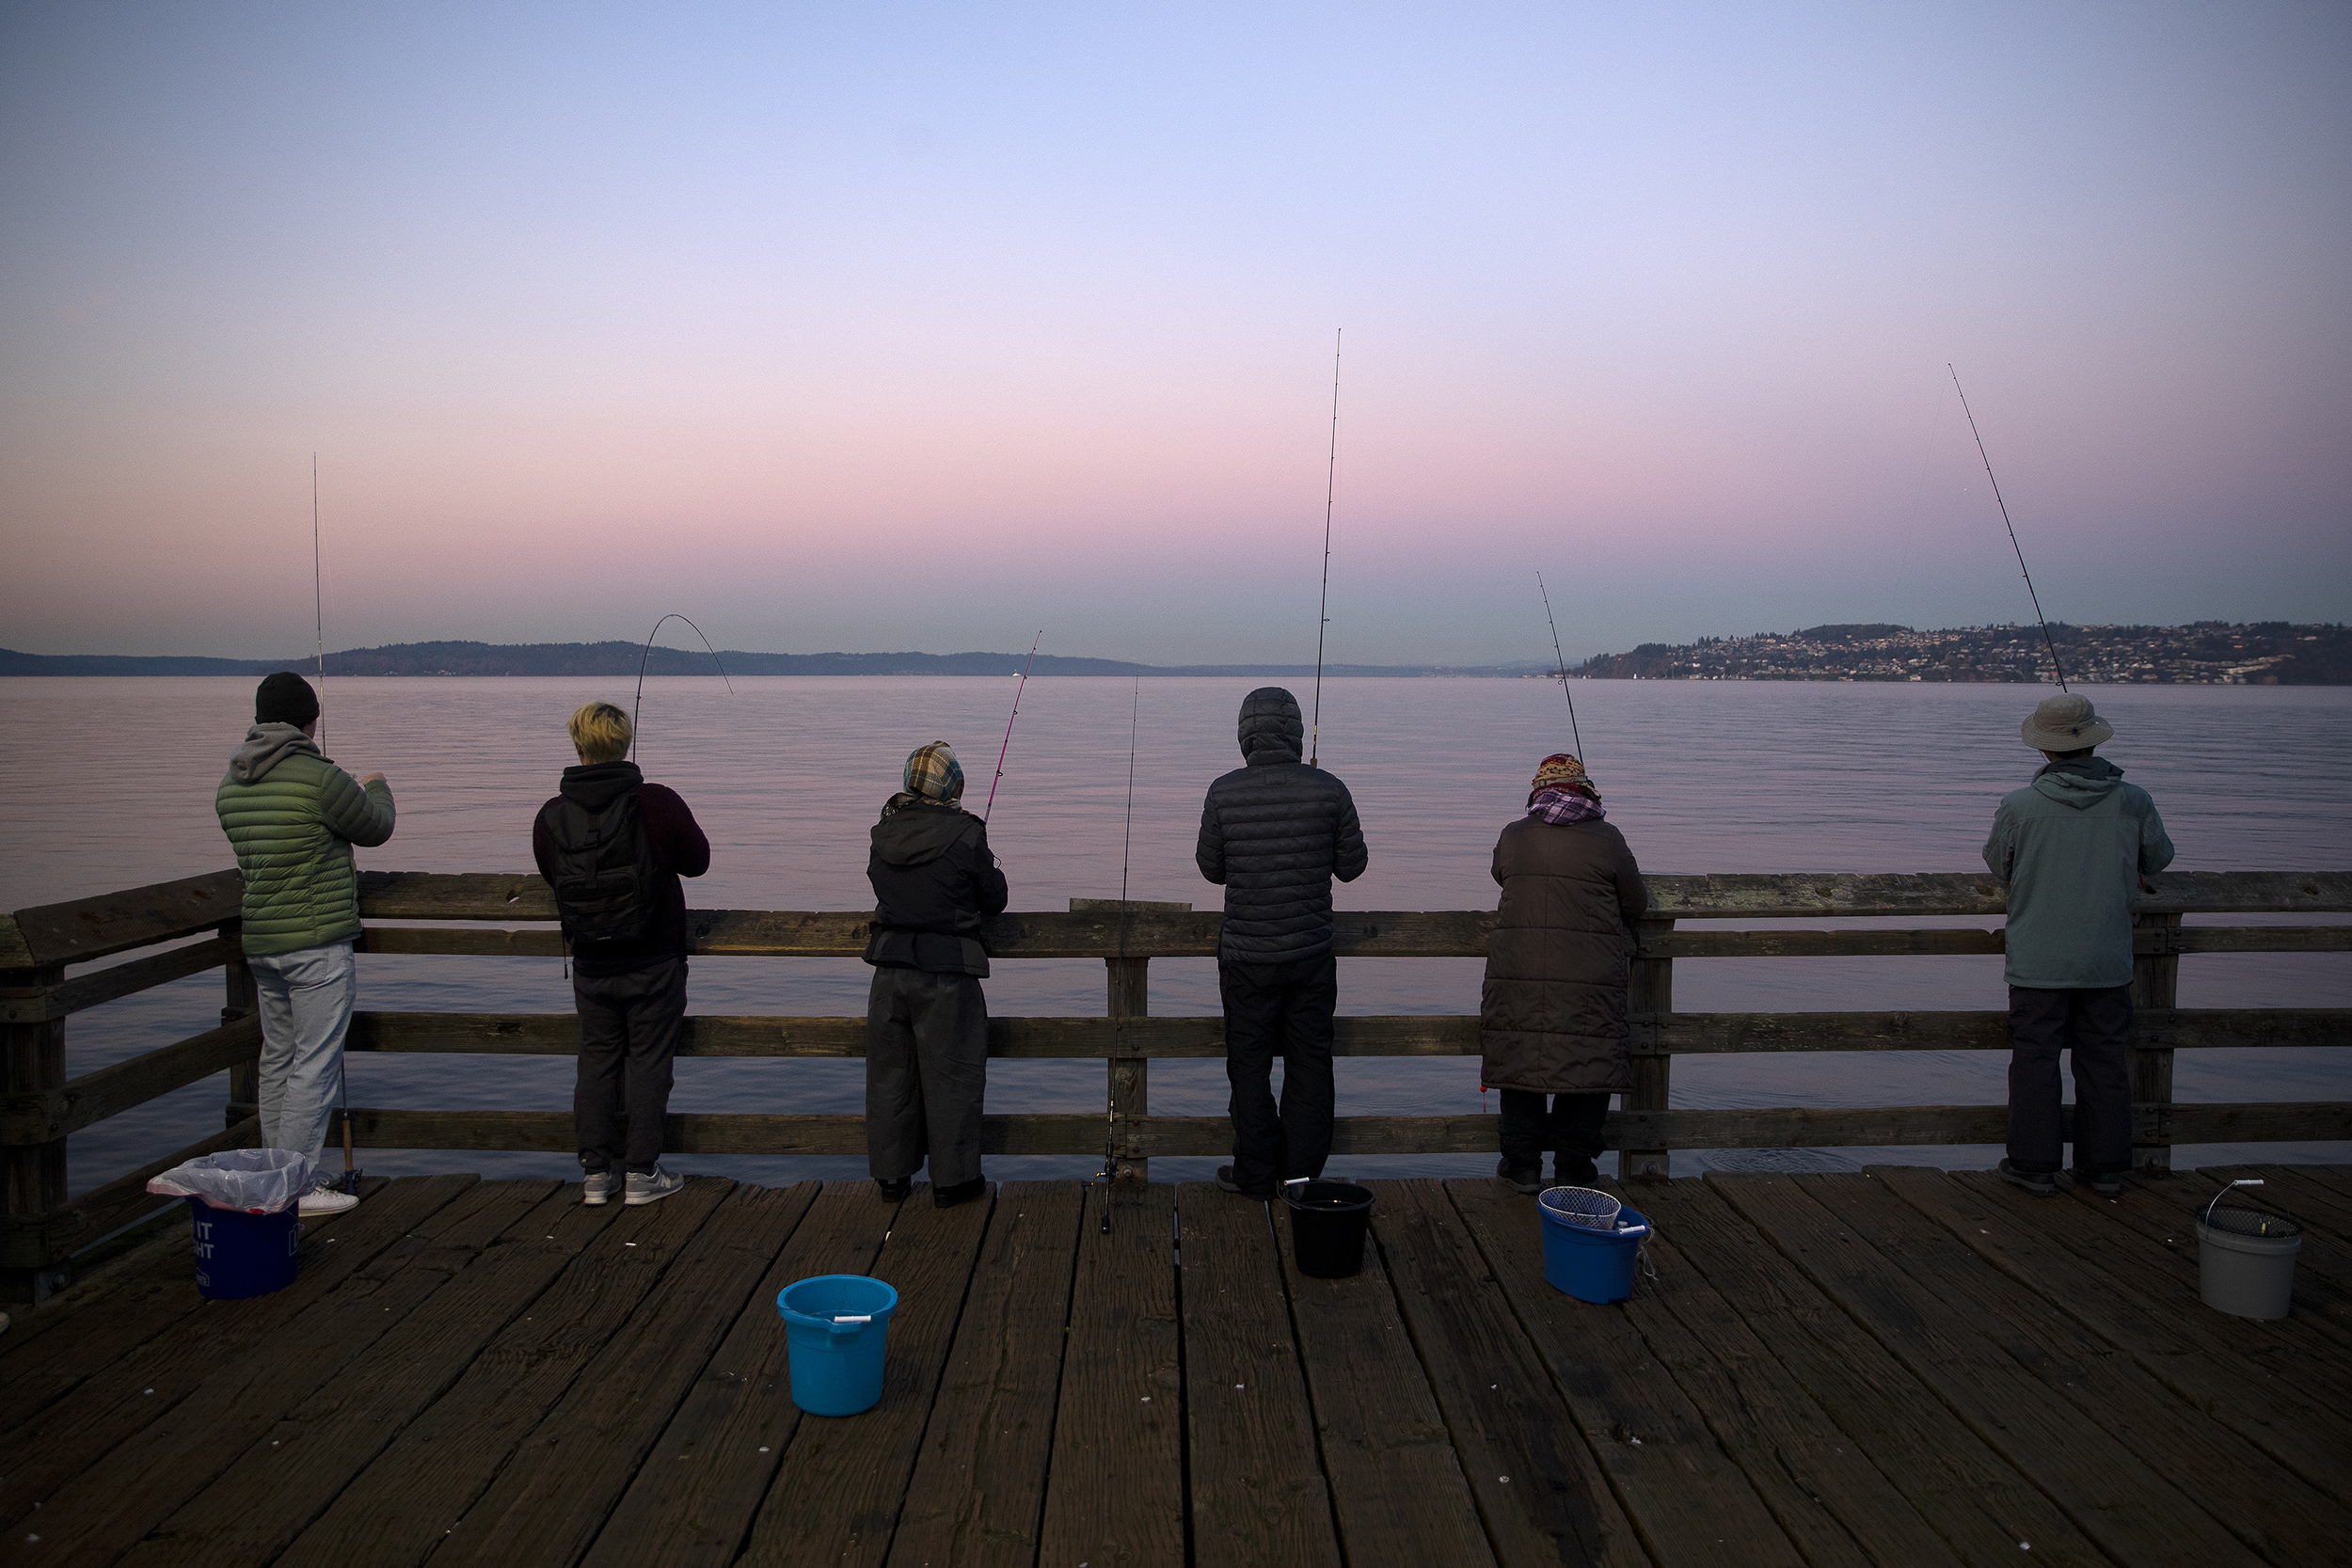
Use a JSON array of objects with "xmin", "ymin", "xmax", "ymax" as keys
[{"xmin": 1982, "ymin": 755, "xmax": 2174, "ymax": 989}]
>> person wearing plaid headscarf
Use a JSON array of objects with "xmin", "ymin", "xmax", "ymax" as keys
[{"xmin": 861, "ymin": 741, "xmax": 1009, "ymax": 1208}]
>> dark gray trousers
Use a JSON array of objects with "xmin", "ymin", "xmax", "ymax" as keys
[
  {"xmin": 1219, "ymin": 953, "xmax": 1338, "ymax": 1194},
  {"xmin": 866, "ymin": 966, "xmax": 989, "ymax": 1186},
  {"xmin": 1498, "ymin": 1090, "xmax": 1609, "ymax": 1179},
  {"xmin": 573, "ymin": 956, "xmax": 687, "ymax": 1174},
  {"xmin": 2006, "ymin": 983, "xmax": 2133, "ymax": 1177}
]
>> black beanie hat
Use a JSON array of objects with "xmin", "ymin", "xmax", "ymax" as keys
[{"xmin": 255, "ymin": 672, "xmax": 320, "ymax": 727}]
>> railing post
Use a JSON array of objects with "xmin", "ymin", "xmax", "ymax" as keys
[
  {"xmin": 3, "ymin": 965, "xmax": 69, "ymax": 1303},
  {"xmin": 2131, "ymin": 911, "xmax": 2182, "ymax": 1170},
  {"xmin": 224, "ymin": 938, "xmax": 261, "ymax": 1131},
  {"xmin": 1106, "ymin": 957, "xmax": 1149, "ymax": 1190},
  {"xmin": 1623, "ymin": 918, "xmax": 1675, "ymax": 1179}
]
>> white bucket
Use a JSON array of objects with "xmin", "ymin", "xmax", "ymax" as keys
[{"xmin": 2196, "ymin": 1203, "xmax": 2301, "ymax": 1321}]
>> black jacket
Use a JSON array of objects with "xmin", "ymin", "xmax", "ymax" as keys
[
  {"xmin": 863, "ymin": 798, "xmax": 1009, "ymax": 975},
  {"xmin": 1195, "ymin": 688, "xmax": 1369, "ymax": 964}
]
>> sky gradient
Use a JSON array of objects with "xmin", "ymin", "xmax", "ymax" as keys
[{"xmin": 5, "ymin": 2, "xmax": 2347, "ymax": 665}]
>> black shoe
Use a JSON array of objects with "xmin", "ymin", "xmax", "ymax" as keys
[
  {"xmin": 2072, "ymin": 1168, "xmax": 2123, "ymax": 1197},
  {"xmin": 876, "ymin": 1177, "xmax": 912, "ymax": 1202},
  {"xmin": 1216, "ymin": 1165, "xmax": 1274, "ymax": 1199},
  {"xmin": 1497, "ymin": 1158, "xmax": 1543, "ymax": 1196},
  {"xmin": 933, "ymin": 1177, "xmax": 989, "ymax": 1209},
  {"xmin": 1555, "ymin": 1159, "xmax": 1600, "ymax": 1187},
  {"xmin": 1997, "ymin": 1159, "xmax": 2056, "ymax": 1196}
]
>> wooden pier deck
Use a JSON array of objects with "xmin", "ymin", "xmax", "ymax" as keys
[{"xmin": 5, "ymin": 1164, "xmax": 2350, "ymax": 1568}]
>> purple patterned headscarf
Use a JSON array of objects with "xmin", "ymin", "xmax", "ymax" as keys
[{"xmin": 1529, "ymin": 787, "xmax": 1605, "ymax": 825}]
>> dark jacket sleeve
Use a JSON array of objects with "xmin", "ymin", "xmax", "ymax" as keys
[
  {"xmin": 1196, "ymin": 794, "xmax": 1227, "ymax": 885},
  {"xmin": 1331, "ymin": 782, "xmax": 1367, "ymax": 884},
  {"xmin": 532, "ymin": 802, "xmax": 558, "ymax": 884},
  {"xmin": 967, "ymin": 822, "xmax": 1009, "ymax": 916},
  {"xmin": 1612, "ymin": 830, "xmax": 1647, "ymax": 926},
  {"xmin": 637, "ymin": 784, "xmax": 711, "ymax": 879}
]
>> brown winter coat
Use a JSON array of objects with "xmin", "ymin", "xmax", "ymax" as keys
[{"xmin": 1479, "ymin": 815, "xmax": 1647, "ymax": 1093}]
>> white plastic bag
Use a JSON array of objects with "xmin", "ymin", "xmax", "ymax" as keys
[{"xmin": 146, "ymin": 1148, "xmax": 314, "ymax": 1213}]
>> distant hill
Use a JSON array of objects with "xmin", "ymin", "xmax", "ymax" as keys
[
  {"xmin": 1573, "ymin": 622, "xmax": 2351, "ymax": 684},
  {"xmin": 0, "ymin": 641, "xmax": 1548, "ymax": 679}
]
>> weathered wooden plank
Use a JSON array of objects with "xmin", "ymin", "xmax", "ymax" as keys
[
  {"xmin": 1708, "ymin": 1172, "xmax": 2267, "ymax": 1568},
  {"xmin": 1874, "ymin": 1165, "xmax": 2352, "ymax": 1506},
  {"xmin": 1594, "ymin": 1192, "xmax": 1964, "ymax": 1568},
  {"xmin": 1623, "ymin": 1177, "xmax": 2109, "ymax": 1566},
  {"xmin": 1269, "ymin": 1184, "xmax": 1495, "ymax": 1568},
  {"xmin": 577, "ymin": 1181, "xmax": 879, "ymax": 1568},
  {"xmin": 1443, "ymin": 1179, "xmax": 1806, "ymax": 1568},
  {"xmin": 1176, "ymin": 1184, "xmax": 1343, "ymax": 1568},
  {"xmin": 1370, "ymin": 1179, "xmax": 1648, "ymax": 1567},
  {"xmin": 1797, "ymin": 1169, "xmax": 2352, "ymax": 1568},
  {"xmin": 7, "ymin": 870, "xmax": 243, "ymax": 967},
  {"xmin": 885, "ymin": 1182, "xmax": 1086, "ymax": 1568},
  {"xmin": 0, "ymin": 1208, "xmax": 198, "ymax": 1386},
  {"xmin": 0, "ymin": 1174, "xmax": 477, "ymax": 1533},
  {"xmin": 2169, "ymin": 924, "xmax": 2352, "ymax": 954},
  {"xmin": 6, "ymin": 1178, "xmax": 541, "ymax": 1560},
  {"xmin": 123, "ymin": 1180, "xmax": 669, "ymax": 1568},
  {"xmin": 0, "ymin": 1012, "xmax": 260, "ymax": 1146},
  {"xmin": 0, "ymin": 934, "xmax": 236, "ymax": 1022},
  {"xmin": 1037, "ymin": 1182, "xmax": 1184, "ymax": 1568},
  {"xmin": 2163, "ymin": 1100, "xmax": 2352, "ymax": 1143},
  {"xmin": 737, "ymin": 1188, "xmax": 998, "ymax": 1568}
]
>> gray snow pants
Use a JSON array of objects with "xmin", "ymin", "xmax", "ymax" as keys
[{"xmin": 866, "ymin": 966, "xmax": 989, "ymax": 1186}]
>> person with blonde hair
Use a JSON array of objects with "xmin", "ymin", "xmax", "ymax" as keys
[{"xmin": 532, "ymin": 700, "xmax": 710, "ymax": 1206}]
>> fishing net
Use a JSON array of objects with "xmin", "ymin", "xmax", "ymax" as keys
[
  {"xmin": 1539, "ymin": 1186, "xmax": 1622, "ymax": 1230},
  {"xmin": 2201, "ymin": 1206, "xmax": 2301, "ymax": 1241}
]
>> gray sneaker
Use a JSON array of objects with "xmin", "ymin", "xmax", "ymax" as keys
[
  {"xmin": 624, "ymin": 1165, "xmax": 684, "ymax": 1206},
  {"xmin": 581, "ymin": 1168, "xmax": 621, "ymax": 1206}
]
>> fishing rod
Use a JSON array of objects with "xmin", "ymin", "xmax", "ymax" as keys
[
  {"xmin": 1095, "ymin": 673, "xmax": 1142, "ymax": 1235},
  {"xmin": 313, "ymin": 454, "xmax": 326, "ymax": 748},
  {"xmin": 983, "ymin": 631, "xmax": 1041, "ymax": 822},
  {"xmin": 1948, "ymin": 365, "xmax": 2068, "ymax": 691},
  {"xmin": 629, "ymin": 613, "xmax": 734, "ymax": 760},
  {"xmin": 1309, "ymin": 328, "xmax": 1341, "ymax": 768},
  {"xmin": 1536, "ymin": 571, "xmax": 1586, "ymax": 759}
]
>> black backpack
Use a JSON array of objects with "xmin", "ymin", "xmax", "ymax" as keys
[{"xmin": 539, "ymin": 790, "xmax": 658, "ymax": 944}]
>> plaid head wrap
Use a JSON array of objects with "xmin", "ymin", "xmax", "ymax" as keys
[
  {"xmin": 902, "ymin": 741, "xmax": 965, "ymax": 804},
  {"xmin": 1528, "ymin": 752, "xmax": 1599, "ymax": 805}
]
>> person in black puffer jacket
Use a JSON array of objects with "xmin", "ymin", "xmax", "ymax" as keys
[
  {"xmin": 1196, "ymin": 688, "xmax": 1369, "ymax": 1197},
  {"xmin": 862, "ymin": 741, "xmax": 1009, "ymax": 1209}
]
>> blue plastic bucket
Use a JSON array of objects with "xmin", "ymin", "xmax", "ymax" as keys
[
  {"xmin": 187, "ymin": 1197, "xmax": 300, "ymax": 1300},
  {"xmin": 1538, "ymin": 1190, "xmax": 1649, "ymax": 1304},
  {"xmin": 777, "ymin": 1275, "xmax": 899, "ymax": 1416}
]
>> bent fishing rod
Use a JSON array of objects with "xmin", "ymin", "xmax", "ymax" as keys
[
  {"xmin": 630, "ymin": 613, "xmax": 734, "ymax": 759},
  {"xmin": 1536, "ymin": 571, "xmax": 1586, "ymax": 758},
  {"xmin": 1948, "ymin": 365, "xmax": 2068, "ymax": 691},
  {"xmin": 983, "ymin": 631, "xmax": 1042, "ymax": 822},
  {"xmin": 1309, "ymin": 327, "xmax": 1341, "ymax": 768}
]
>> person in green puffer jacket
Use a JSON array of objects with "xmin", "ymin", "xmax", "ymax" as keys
[{"xmin": 215, "ymin": 673, "xmax": 395, "ymax": 1215}]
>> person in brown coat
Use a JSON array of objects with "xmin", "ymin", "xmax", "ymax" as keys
[{"xmin": 1480, "ymin": 752, "xmax": 1647, "ymax": 1193}]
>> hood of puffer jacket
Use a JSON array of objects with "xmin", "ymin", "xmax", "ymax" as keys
[
  {"xmin": 1236, "ymin": 687, "xmax": 1304, "ymax": 766},
  {"xmin": 228, "ymin": 722, "xmax": 320, "ymax": 784},
  {"xmin": 2029, "ymin": 753, "xmax": 2125, "ymax": 810},
  {"xmin": 559, "ymin": 760, "xmax": 644, "ymax": 813},
  {"xmin": 873, "ymin": 798, "xmax": 977, "ymax": 865}
]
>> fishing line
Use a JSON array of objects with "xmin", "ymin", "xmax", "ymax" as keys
[
  {"xmin": 1536, "ymin": 571, "xmax": 1586, "ymax": 759},
  {"xmin": 983, "ymin": 631, "xmax": 1042, "ymax": 822},
  {"xmin": 629, "ymin": 613, "xmax": 734, "ymax": 760},
  {"xmin": 1096, "ymin": 673, "xmax": 1141, "ymax": 1235},
  {"xmin": 312, "ymin": 454, "xmax": 326, "ymax": 748},
  {"xmin": 1947, "ymin": 365, "xmax": 2068, "ymax": 691},
  {"xmin": 1309, "ymin": 328, "xmax": 1341, "ymax": 768}
]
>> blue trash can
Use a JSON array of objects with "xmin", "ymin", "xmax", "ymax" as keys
[
  {"xmin": 777, "ymin": 1275, "xmax": 899, "ymax": 1416},
  {"xmin": 188, "ymin": 1198, "xmax": 300, "ymax": 1300},
  {"xmin": 1538, "ymin": 1188, "xmax": 1649, "ymax": 1304}
]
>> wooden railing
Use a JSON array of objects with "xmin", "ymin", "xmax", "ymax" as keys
[{"xmin": 5, "ymin": 867, "xmax": 2348, "ymax": 1299}]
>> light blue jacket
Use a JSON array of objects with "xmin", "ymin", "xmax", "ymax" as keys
[{"xmin": 1982, "ymin": 755, "xmax": 2174, "ymax": 990}]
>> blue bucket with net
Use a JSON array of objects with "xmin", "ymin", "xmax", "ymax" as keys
[
  {"xmin": 1538, "ymin": 1187, "xmax": 1650, "ymax": 1304},
  {"xmin": 777, "ymin": 1275, "xmax": 898, "ymax": 1416}
]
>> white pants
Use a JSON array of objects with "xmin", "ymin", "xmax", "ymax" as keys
[{"xmin": 249, "ymin": 942, "xmax": 357, "ymax": 1169}]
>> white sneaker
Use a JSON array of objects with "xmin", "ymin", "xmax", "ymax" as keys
[
  {"xmin": 298, "ymin": 1181, "xmax": 358, "ymax": 1216},
  {"xmin": 624, "ymin": 1165, "xmax": 684, "ymax": 1206},
  {"xmin": 581, "ymin": 1168, "xmax": 621, "ymax": 1206}
]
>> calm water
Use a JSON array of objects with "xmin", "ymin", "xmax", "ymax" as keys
[{"xmin": 6, "ymin": 675, "xmax": 2347, "ymax": 1196}]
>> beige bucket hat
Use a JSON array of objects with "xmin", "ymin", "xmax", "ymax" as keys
[{"xmin": 2020, "ymin": 692, "xmax": 2114, "ymax": 751}]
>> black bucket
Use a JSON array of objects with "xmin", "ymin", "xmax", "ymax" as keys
[{"xmin": 1283, "ymin": 1180, "xmax": 1374, "ymax": 1278}]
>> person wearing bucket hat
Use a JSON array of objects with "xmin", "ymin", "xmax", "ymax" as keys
[
  {"xmin": 1479, "ymin": 752, "xmax": 1647, "ymax": 1194},
  {"xmin": 861, "ymin": 741, "xmax": 1009, "ymax": 1208},
  {"xmin": 1983, "ymin": 694, "xmax": 2173, "ymax": 1198}
]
